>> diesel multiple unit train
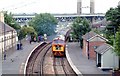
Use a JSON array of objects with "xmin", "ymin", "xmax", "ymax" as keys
[{"xmin": 52, "ymin": 35, "xmax": 66, "ymax": 57}]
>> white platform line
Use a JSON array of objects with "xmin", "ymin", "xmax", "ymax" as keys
[
  {"xmin": 66, "ymin": 45, "xmax": 83, "ymax": 76},
  {"xmin": 23, "ymin": 42, "xmax": 43, "ymax": 75}
]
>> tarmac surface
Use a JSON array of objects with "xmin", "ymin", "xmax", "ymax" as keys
[
  {"xmin": 2, "ymin": 39, "xmax": 39, "ymax": 74},
  {"xmin": 66, "ymin": 42, "xmax": 112, "ymax": 75},
  {"xmin": 2, "ymin": 34, "xmax": 56, "ymax": 75}
]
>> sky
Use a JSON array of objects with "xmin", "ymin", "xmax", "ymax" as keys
[{"xmin": 0, "ymin": 0, "xmax": 120, "ymax": 14}]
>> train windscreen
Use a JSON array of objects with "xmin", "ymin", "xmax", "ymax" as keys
[{"xmin": 53, "ymin": 39, "xmax": 64, "ymax": 44}]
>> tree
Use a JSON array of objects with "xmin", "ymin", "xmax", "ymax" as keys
[
  {"xmin": 29, "ymin": 13, "xmax": 58, "ymax": 36},
  {"xmin": 105, "ymin": 6, "xmax": 120, "ymax": 33},
  {"xmin": 115, "ymin": 27, "xmax": 120, "ymax": 69},
  {"xmin": 18, "ymin": 26, "xmax": 37, "ymax": 40},
  {"xmin": 4, "ymin": 11, "xmax": 21, "ymax": 30},
  {"xmin": 105, "ymin": 6, "xmax": 120, "ymax": 46},
  {"xmin": 106, "ymin": 6, "xmax": 120, "ymax": 69},
  {"xmin": 115, "ymin": 27, "xmax": 120, "ymax": 56},
  {"xmin": 71, "ymin": 17, "xmax": 91, "ymax": 47},
  {"xmin": 105, "ymin": 8, "xmax": 118, "ymax": 22}
]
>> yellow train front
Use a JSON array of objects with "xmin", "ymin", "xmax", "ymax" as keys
[{"xmin": 52, "ymin": 37, "xmax": 66, "ymax": 57}]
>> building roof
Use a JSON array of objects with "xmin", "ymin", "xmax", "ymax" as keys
[
  {"xmin": 92, "ymin": 19, "xmax": 106, "ymax": 27},
  {"xmin": 82, "ymin": 31, "xmax": 97, "ymax": 41},
  {"xmin": 0, "ymin": 21, "xmax": 16, "ymax": 36},
  {"xmin": 95, "ymin": 43, "xmax": 113, "ymax": 55},
  {"xmin": 82, "ymin": 31, "xmax": 108, "ymax": 41}
]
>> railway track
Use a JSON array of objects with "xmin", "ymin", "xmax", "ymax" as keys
[
  {"xmin": 53, "ymin": 57, "xmax": 67, "ymax": 76},
  {"xmin": 25, "ymin": 42, "xmax": 51, "ymax": 76},
  {"xmin": 25, "ymin": 42, "xmax": 77, "ymax": 76},
  {"xmin": 53, "ymin": 57, "xmax": 77, "ymax": 76}
]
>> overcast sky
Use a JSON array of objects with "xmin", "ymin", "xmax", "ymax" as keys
[{"xmin": 0, "ymin": 0, "xmax": 120, "ymax": 14}]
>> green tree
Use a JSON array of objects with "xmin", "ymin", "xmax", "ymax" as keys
[
  {"xmin": 105, "ymin": 6, "xmax": 120, "ymax": 69},
  {"xmin": 105, "ymin": 6, "xmax": 120, "ymax": 33},
  {"xmin": 18, "ymin": 26, "xmax": 37, "ymax": 40},
  {"xmin": 4, "ymin": 11, "xmax": 21, "ymax": 30},
  {"xmin": 115, "ymin": 27, "xmax": 120, "ymax": 68},
  {"xmin": 105, "ymin": 6, "xmax": 120, "ymax": 46},
  {"xmin": 29, "ymin": 13, "xmax": 58, "ymax": 36},
  {"xmin": 115, "ymin": 28, "xmax": 120, "ymax": 56},
  {"xmin": 71, "ymin": 17, "xmax": 91, "ymax": 47},
  {"xmin": 105, "ymin": 8, "xmax": 117, "ymax": 22}
]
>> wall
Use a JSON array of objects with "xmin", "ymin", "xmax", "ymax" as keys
[
  {"xmin": 89, "ymin": 41, "xmax": 105, "ymax": 60},
  {"xmin": 102, "ymin": 48, "xmax": 119, "ymax": 69},
  {"xmin": 0, "ymin": 32, "xmax": 17, "ymax": 53},
  {"xmin": 83, "ymin": 39, "xmax": 88, "ymax": 57},
  {"xmin": 83, "ymin": 38, "xmax": 105, "ymax": 60}
]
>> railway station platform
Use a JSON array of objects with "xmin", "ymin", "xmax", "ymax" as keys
[
  {"xmin": 2, "ymin": 39, "xmax": 40, "ymax": 74},
  {"xmin": 66, "ymin": 42, "xmax": 112, "ymax": 76}
]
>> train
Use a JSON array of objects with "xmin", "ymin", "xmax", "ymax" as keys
[{"xmin": 52, "ymin": 35, "xmax": 66, "ymax": 57}]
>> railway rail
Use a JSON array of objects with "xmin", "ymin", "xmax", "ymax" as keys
[
  {"xmin": 25, "ymin": 42, "xmax": 51, "ymax": 75},
  {"xmin": 24, "ymin": 29, "xmax": 77, "ymax": 76},
  {"xmin": 53, "ymin": 57, "xmax": 77, "ymax": 76}
]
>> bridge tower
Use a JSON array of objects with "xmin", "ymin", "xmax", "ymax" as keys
[
  {"xmin": 118, "ymin": 1, "xmax": 120, "ymax": 6},
  {"xmin": 90, "ymin": 0, "xmax": 95, "ymax": 14},
  {"xmin": 77, "ymin": 0, "xmax": 82, "ymax": 14},
  {"xmin": 77, "ymin": 0, "xmax": 95, "ymax": 14}
]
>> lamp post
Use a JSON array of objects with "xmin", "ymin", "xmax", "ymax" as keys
[
  {"xmin": 11, "ymin": 30, "xmax": 14, "ymax": 48},
  {"xmin": 3, "ymin": 23, "xmax": 6, "ymax": 60},
  {"xmin": 87, "ymin": 32, "xmax": 90, "ymax": 59},
  {"xmin": 79, "ymin": 23, "xmax": 83, "ymax": 47},
  {"xmin": 113, "ymin": 26, "xmax": 116, "ymax": 48}
]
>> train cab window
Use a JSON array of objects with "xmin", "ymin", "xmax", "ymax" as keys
[
  {"xmin": 56, "ymin": 45, "xmax": 61, "ymax": 50},
  {"xmin": 53, "ymin": 40, "xmax": 64, "ymax": 44}
]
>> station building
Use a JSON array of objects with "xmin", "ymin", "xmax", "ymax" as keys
[
  {"xmin": 0, "ymin": 12, "xmax": 17, "ymax": 57},
  {"xmin": 82, "ymin": 31, "xmax": 108, "ymax": 60},
  {"xmin": 95, "ymin": 43, "xmax": 119, "ymax": 70}
]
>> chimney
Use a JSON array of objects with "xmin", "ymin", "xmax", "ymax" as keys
[{"xmin": 0, "ymin": 12, "xmax": 4, "ymax": 23}]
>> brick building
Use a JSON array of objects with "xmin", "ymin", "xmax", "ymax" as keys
[{"xmin": 82, "ymin": 31, "xmax": 108, "ymax": 60}]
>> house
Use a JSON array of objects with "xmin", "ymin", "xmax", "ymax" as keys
[
  {"xmin": 95, "ymin": 43, "xmax": 119, "ymax": 70},
  {"xmin": 82, "ymin": 31, "xmax": 108, "ymax": 60},
  {"xmin": 0, "ymin": 12, "xmax": 17, "ymax": 57}
]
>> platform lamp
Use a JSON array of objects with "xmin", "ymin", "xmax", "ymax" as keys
[
  {"xmin": 87, "ymin": 32, "xmax": 90, "ymax": 60},
  {"xmin": 3, "ymin": 23, "xmax": 6, "ymax": 60},
  {"xmin": 87, "ymin": 22, "xmax": 92, "ymax": 60},
  {"xmin": 79, "ymin": 23, "xmax": 83, "ymax": 47}
]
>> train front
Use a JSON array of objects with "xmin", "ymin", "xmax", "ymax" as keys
[{"xmin": 52, "ymin": 36, "xmax": 66, "ymax": 57}]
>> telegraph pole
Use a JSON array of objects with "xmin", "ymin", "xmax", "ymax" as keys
[
  {"xmin": 113, "ymin": 26, "xmax": 116, "ymax": 48},
  {"xmin": 3, "ymin": 23, "xmax": 6, "ymax": 60},
  {"xmin": 87, "ymin": 32, "xmax": 90, "ymax": 59}
]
